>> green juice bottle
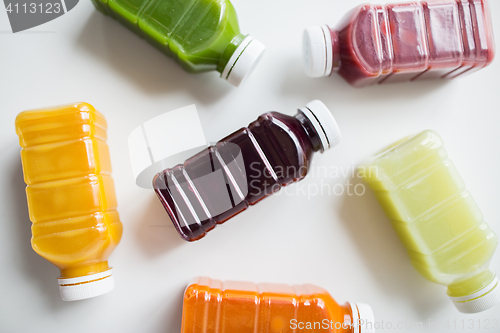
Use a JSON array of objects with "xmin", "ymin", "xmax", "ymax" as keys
[
  {"xmin": 92, "ymin": 0, "xmax": 265, "ymax": 86},
  {"xmin": 360, "ymin": 130, "xmax": 500, "ymax": 313}
]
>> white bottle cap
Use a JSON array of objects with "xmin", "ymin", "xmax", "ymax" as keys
[
  {"xmin": 58, "ymin": 269, "xmax": 114, "ymax": 301},
  {"xmin": 303, "ymin": 25, "xmax": 333, "ymax": 78},
  {"xmin": 349, "ymin": 302, "xmax": 375, "ymax": 333},
  {"xmin": 450, "ymin": 276, "xmax": 500, "ymax": 313},
  {"xmin": 299, "ymin": 100, "xmax": 341, "ymax": 153},
  {"xmin": 221, "ymin": 35, "xmax": 266, "ymax": 87}
]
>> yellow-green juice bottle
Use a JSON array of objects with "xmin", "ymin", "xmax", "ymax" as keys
[
  {"xmin": 359, "ymin": 130, "xmax": 499, "ymax": 313},
  {"xmin": 92, "ymin": 0, "xmax": 265, "ymax": 86}
]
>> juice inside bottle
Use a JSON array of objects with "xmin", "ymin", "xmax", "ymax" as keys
[
  {"xmin": 181, "ymin": 277, "xmax": 374, "ymax": 333},
  {"xmin": 15, "ymin": 103, "xmax": 123, "ymax": 301},
  {"xmin": 303, "ymin": 0, "xmax": 495, "ymax": 87},
  {"xmin": 153, "ymin": 101, "xmax": 341, "ymax": 242},
  {"xmin": 92, "ymin": 0, "xmax": 265, "ymax": 86},
  {"xmin": 359, "ymin": 130, "xmax": 500, "ymax": 313}
]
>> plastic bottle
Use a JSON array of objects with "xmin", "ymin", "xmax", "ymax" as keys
[
  {"xmin": 359, "ymin": 130, "xmax": 499, "ymax": 313},
  {"xmin": 92, "ymin": 0, "xmax": 265, "ymax": 87},
  {"xmin": 182, "ymin": 277, "xmax": 375, "ymax": 333},
  {"xmin": 15, "ymin": 103, "xmax": 123, "ymax": 301},
  {"xmin": 153, "ymin": 100, "xmax": 341, "ymax": 241},
  {"xmin": 303, "ymin": 0, "xmax": 495, "ymax": 87}
]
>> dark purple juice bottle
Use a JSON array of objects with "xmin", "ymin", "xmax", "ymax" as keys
[
  {"xmin": 153, "ymin": 101, "xmax": 341, "ymax": 242},
  {"xmin": 303, "ymin": 0, "xmax": 495, "ymax": 87}
]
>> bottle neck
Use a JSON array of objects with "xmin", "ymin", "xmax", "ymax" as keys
[
  {"xmin": 330, "ymin": 28, "xmax": 341, "ymax": 73},
  {"xmin": 217, "ymin": 33, "xmax": 246, "ymax": 74},
  {"xmin": 59, "ymin": 261, "xmax": 110, "ymax": 279},
  {"xmin": 294, "ymin": 112, "xmax": 322, "ymax": 153},
  {"xmin": 447, "ymin": 270, "xmax": 496, "ymax": 297}
]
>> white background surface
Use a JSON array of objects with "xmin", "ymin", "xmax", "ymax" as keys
[{"xmin": 1, "ymin": 0, "xmax": 500, "ymax": 332}]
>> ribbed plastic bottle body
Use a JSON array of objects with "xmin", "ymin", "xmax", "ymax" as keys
[
  {"xmin": 15, "ymin": 103, "xmax": 123, "ymax": 279},
  {"xmin": 92, "ymin": 0, "xmax": 243, "ymax": 73},
  {"xmin": 333, "ymin": 0, "xmax": 495, "ymax": 87},
  {"xmin": 360, "ymin": 130, "xmax": 498, "ymax": 295},
  {"xmin": 181, "ymin": 277, "xmax": 353, "ymax": 333},
  {"xmin": 153, "ymin": 111, "xmax": 320, "ymax": 241}
]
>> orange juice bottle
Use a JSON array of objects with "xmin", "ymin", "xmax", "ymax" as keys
[
  {"xmin": 182, "ymin": 277, "xmax": 374, "ymax": 333},
  {"xmin": 15, "ymin": 102, "xmax": 123, "ymax": 301}
]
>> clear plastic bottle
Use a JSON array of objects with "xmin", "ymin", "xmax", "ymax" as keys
[
  {"xmin": 92, "ymin": 0, "xmax": 265, "ymax": 86},
  {"xmin": 15, "ymin": 103, "xmax": 123, "ymax": 301},
  {"xmin": 360, "ymin": 130, "xmax": 500, "ymax": 313},
  {"xmin": 153, "ymin": 101, "xmax": 341, "ymax": 241},
  {"xmin": 182, "ymin": 277, "xmax": 375, "ymax": 333},
  {"xmin": 303, "ymin": 0, "xmax": 495, "ymax": 87}
]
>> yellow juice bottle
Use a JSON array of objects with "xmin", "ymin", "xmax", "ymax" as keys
[
  {"xmin": 15, "ymin": 102, "xmax": 123, "ymax": 301},
  {"xmin": 360, "ymin": 130, "xmax": 499, "ymax": 313}
]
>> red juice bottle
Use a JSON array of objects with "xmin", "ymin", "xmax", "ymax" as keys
[
  {"xmin": 153, "ymin": 101, "xmax": 341, "ymax": 242},
  {"xmin": 303, "ymin": 0, "xmax": 495, "ymax": 87}
]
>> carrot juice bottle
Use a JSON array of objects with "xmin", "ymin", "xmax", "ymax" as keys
[
  {"xmin": 15, "ymin": 103, "xmax": 123, "ymax": 301},
  {"xmin": 153, "ymin": 100, "xmax": 341, "ymax": 242},
  {"xmin": 303, "ymin": 0, "xmax": 495, "ymax": 87},
  {"xmin": 181, "ymin": 277, "xmax": 375, "ymax": 333}
]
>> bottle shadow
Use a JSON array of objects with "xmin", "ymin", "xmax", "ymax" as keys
[
  {"xmin": 278, "ymin": 54, "xmax": 450, "ymax": 106},
  {"xmin": 133, "ymin": 194, "xmax": 186, "ymax": 258},
  {"xmin": 76, "ymin": 11, "xmax": 232, "ymax": 106},
  {"xmin": 161, "ymin": 287, "xmax": 184, "ymax": 332},
  {"xmin": 338, "ymin": 175, "xmax": 448, "ymax": 317},
  {"xmin": 9, "ymin": 159, "xmax": 72, "ymax": 310}
]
